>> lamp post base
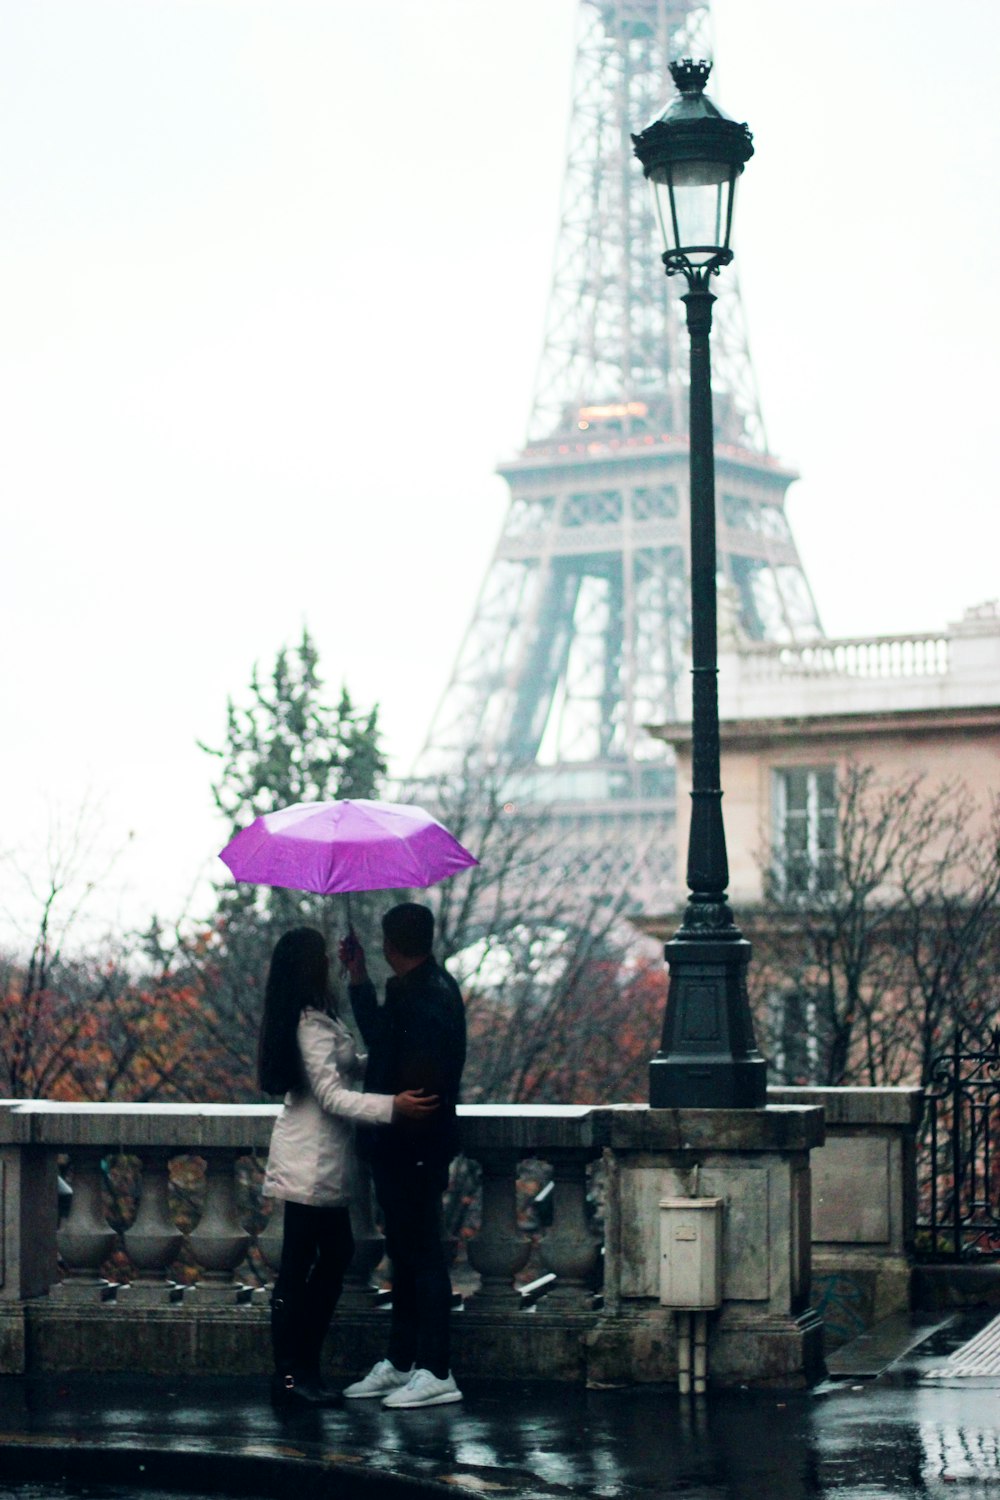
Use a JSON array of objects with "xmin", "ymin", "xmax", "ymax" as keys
[
  {"xmin": 649, "ymin": 1053, "xmax": 768, "ymax": 1109},
  {"xmin": 650, "ymin": 933, "xmax": 768, "ymax": 1109}
]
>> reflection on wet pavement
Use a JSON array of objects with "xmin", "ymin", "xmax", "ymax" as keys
[{"xmin": 3, "ymin": 1314, "xmax": 1000, "ymax": 1500}]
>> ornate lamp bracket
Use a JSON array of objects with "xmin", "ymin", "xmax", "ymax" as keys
[{"xmin": 662, "ymin": 247, "xmax": 734, "ymax": 290}]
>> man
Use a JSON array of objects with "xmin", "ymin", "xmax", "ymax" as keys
[{"xmin": 339, "ymin": 901, "xmax": 467, "ymax": 1409}]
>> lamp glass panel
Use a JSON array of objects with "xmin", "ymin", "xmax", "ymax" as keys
[
  {"xmin": 671, "ymin": 158, "xmax": 730, "ymax": 188},
  {"xmin": 672, "ymin": 179, "xmax": 727, "ymax": 262},
  {"xmin": 650, "ymin": 179, "xmax": 675, "ymax": 254}
]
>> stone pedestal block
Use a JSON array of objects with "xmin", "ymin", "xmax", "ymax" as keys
[
  {"xmin": 770, "ymin": 1087, "xmax": 922, "ymax": 1347},
  {"xmin": 1, "ymin": 1141, "xmax": 58, "ymax": 1371},
  {"xmin": 1, "ymin": 1145, "xmax": 59, "ymax": 1305},
  {"xmin": 588, "ymin": 1104, "xmax": 824, "ymax": 1388}
]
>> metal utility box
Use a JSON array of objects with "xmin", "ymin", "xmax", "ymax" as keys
[{"xmin": 658, "ymin": 1197, "xmax": 724, "ymax": 1309}]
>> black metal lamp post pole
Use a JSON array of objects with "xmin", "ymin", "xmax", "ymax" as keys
[
  {"xmin": 633, "ymin": 60, "xmax": 767, "ymax": 1109},
  {"xmin": 684, "ymin": 282, "xmax": 726, "ymax": 907}
]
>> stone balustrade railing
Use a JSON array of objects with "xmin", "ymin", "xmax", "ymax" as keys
[
  {"xmin": 0, "ymin": 1102, "xmax": 606, "ymax": 1308},
  {"xmin": 0, "ymin": 1091, "xmax": 922, "ymax": 1386},
  {"xmin": 737, "ymin": 634, "xmax": 950, "ymax": 682},
  {"xmin": 0, "ymin": 1101, "xmax": 612, "ymax": 1380}
]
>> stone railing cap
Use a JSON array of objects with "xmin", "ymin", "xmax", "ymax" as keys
[
  {"xmin": 590, "ymin": 1103, "xmax": 825, "ymax": 1152},
  {"xmin": 0, "ymin": 1101, "xmax": 279, "ymax": 1149},
  {"xmin": 767, "ymin": 1086, "xmax": 923, "ymax": 1128},
  {"xmin": 0, "ymin": 1095, "xmax": 900, "ymax": 1152}
]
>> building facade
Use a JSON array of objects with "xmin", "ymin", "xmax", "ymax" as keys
[
  {"xmin": 648, "ymin": 602, "xmax": 1000, "ymax": 1086},
  {"xmin": 655, "ymin": 601, "xmax": 1000, "ymax": 909}
]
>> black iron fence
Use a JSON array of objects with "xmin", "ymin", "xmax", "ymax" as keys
[{"xmin": 918, "ymin": 1026, "xmax": 1000, "ymax": 1259}]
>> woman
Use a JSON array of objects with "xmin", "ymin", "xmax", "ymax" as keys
[{"xmin": 259, "ymin": 926, "xmax": 436, "ymax": 1408}]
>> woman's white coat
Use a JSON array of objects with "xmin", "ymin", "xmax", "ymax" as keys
[{"xmin": 262, "ymin": 1009, "xmax": 393, "ymax": 1207}]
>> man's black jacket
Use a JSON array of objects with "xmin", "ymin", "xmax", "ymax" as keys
[{"xmin": 349, "ymin": 956, "xmax": 466, "ymax": 1173}]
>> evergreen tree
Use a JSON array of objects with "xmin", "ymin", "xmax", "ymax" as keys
[
  {"xmin": 197, "ymin": 629, "xmax": 387, "ymax": 1091},
  {"xmin": 204, "ymin": 630, "xmax": 384, "ymax": 829}
]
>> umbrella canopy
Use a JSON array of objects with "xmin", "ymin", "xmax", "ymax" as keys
[{"xmin": 218, "ymin": 798, "xmax": 478, "ymax": 895}]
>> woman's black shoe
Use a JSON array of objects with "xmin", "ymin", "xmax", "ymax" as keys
[{"xmin": 271, "ymin": 1372, "xmax": 340, "ymax": 1408}]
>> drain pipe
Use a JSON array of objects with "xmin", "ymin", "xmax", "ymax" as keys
[
  {"xmin": 677, "ymin": 1311, "xmax": 692, "ymax": 1394},
  {"xmin": 675, "ymin": 1309, "xmax": 709, "ymax": 1395},
  {"xmin": 692, "ymin": 1310, "xmax": 708, "ymax": 1393}
]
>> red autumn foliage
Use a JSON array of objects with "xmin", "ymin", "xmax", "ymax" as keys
[
  {"xmin": 0, "ymin": 944, "xmax": 248, "ymax": 1102},
  {"xmin": 462, "ymin": 950, "xmax": 666, "ymax": 1105}
]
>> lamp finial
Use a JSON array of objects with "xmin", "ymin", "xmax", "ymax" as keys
[{"xmin": 669, "ymin": 58, "xmax": 712, "ymax": 95}]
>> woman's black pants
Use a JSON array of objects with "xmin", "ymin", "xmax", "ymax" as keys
[{"xmin": 271, "ymin": 1201, "xmax": 354, "ymax": 1379}]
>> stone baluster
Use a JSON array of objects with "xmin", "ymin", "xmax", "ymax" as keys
[
  {"xmin": 53, "ymin": 1151, "xmax": 119, "ymax": 1302},
  {"xmin": 188, "ymin": 1151, "xmax": 252, "ymax": 1301},
  {"xmin": 465, "ymin": 1150, "xmax": 530, "ymax": 1308},
  {"xmin": 256, "ymin": 1201, "xmax": 284, "ymax": 1287},
  {"xmin": 536, "ymin": 1152, "xmax": 601, "ymax": 1307},
  {"xmin": 122, "ymin": 1150, "xmax": 183, "ymax": 1302},
  {"xmin": 340, "ymin": 1161, "xmax": 385, "ymax": 1310}
]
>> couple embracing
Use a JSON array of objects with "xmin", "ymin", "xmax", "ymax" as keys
[{"xmin": 258, "ymin": 901, "xmax": 466, "ymax": 1410}]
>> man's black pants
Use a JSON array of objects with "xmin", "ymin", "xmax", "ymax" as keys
[{"xmin": 374, "ymin": 1162, "xmax": 451, "ymax": 1380}]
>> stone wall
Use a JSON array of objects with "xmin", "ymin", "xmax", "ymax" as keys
[{"xmin": 0, "ymin": 1092, "xmax": 921, "ymax": 1385}]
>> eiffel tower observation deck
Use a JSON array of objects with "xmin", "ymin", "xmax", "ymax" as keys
[{"xmin": 415, "ymin": 0, "xmax": 822, "ymax": 911}]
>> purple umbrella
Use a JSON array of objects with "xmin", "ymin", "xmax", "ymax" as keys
[{"xmin": 218, "ymin": 798, "xmax": 478, "ymax": 896}]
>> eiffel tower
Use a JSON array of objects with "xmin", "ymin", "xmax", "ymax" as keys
[{"xmin": 414, "ymin": 0, "xmax": 822, "ymax": 911}]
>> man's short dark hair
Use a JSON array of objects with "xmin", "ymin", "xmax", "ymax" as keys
[{"xmin": 382, "ymin": 902, "xmax": 434, "ymax": 959}]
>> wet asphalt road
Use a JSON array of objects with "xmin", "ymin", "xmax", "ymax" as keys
[{"xmin": 1, "ymin": 1312, "xmax": 998, "ymax": 1498}]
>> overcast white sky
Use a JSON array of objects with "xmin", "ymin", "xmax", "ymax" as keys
[{"xmin": 3, "ymin": 1, "xmax": 999, "ymax": 947}]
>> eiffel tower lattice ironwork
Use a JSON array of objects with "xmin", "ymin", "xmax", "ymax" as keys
[{"xmin": 414, "ymin": 0, "xmax": 822, "ymax": 910}]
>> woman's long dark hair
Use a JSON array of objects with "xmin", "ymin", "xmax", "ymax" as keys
[{"xmin": 257, "ymin": 927, "xmax": 335, "ymax": 1095}]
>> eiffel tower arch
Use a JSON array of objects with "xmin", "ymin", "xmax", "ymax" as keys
[{"xmin": 415, "ymin": 0, "xmax": 822, "ymax": 911}]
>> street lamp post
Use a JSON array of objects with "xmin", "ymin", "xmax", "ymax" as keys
[{"xmin": 633, "ymin": 59, "xmax": 767, "ymax": 1109}]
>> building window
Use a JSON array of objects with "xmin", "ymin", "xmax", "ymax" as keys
[
  {"xmin": 768, "ymin": 990, "xmax": 824, "ymax": 1084},
  {"xmin": 772, "ymin": 766, "xmax": 837, "ymax": 898}
]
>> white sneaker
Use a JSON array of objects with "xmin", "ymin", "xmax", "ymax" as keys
[
  {"xmin": 381, "ymin": 1368, "xmax": 462, "ymax": 1409},
  {"xmin": 342, "ymin": 1358, "xmax": 414, "ymax": 1399}
]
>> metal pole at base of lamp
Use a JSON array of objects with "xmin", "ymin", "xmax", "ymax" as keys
[{"xmin": 633, "ymin": 58, "xmax": 767, "ymax": 1109}]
